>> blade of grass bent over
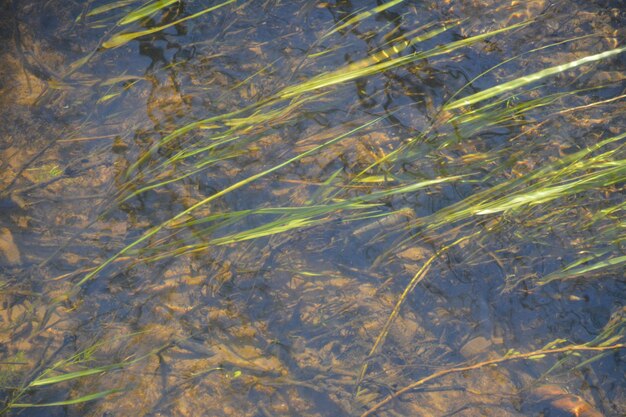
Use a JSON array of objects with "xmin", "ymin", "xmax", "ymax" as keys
[
  {"xmin": 125, "ymin": 20, "xmax": 525, "ymax": 180},
  {"xmin": 322, "ymin": 0, "xmax": 406, "ymax": 39},
  {"xmin": 206, "ymin": 174, "xmax": 465, "ymax": 245},
  {"xmin": 77, "ymin": 116, "xmax": 386, "ymax": 287},
  {"xmin": 443, "ymin": 34, "xmax": 596, "ymax": 108},
  {"xmin": 102, "ymin": 0, "xmax": 236, "ymax": 48},
  {"xmin": 29, "ymin": 349, "xmax": 155, "ymax": 387},
  {"xmin": 417, "ymin": 132, "xmax": 626, "ymax": 230},
  {"xmin": 10, "ymin": 389, "xmax": 122, "ymax": 408},
  {"xmin": 119, "ymin": 0, "xmax": 179, "ymax": 25},
  {"xmin": 444, "ymin": 46, "xmax": 626, "ymax": 110},
  {"xmin": 280, "ymin": 20, "xmax": 531, "ymax": 99},
  {"xmin": 538, "ymin": 255, "xmax": 626, "ymax": 285}
]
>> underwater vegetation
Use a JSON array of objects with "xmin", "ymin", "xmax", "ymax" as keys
[{"xmin": 1, "ymin": 0, "xmax": 625, "ymax": 416}]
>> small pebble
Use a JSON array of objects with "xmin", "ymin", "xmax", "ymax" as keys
[
  {"xmin": 526, "ymin": 385, "xmax": 604, "ymax": 417},
  {"xmin": 459, "ymin": 336, "xmax": 492, "ymax": 358},
  {"xmin": 0, "ymin": 227, "xmax": 21, "ymax": 265}
]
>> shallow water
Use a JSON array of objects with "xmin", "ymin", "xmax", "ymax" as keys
[{"xmin": 1, "ymin": 1, "xmax": 625, "ymax": 416}]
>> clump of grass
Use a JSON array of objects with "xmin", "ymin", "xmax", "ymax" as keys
[
  {"xmin": 349, "ymin": 44, "xmax": 626, "ymax": 389},
  {"xmin": 75, "ymin": 15, "xmax": 626, "ymax": 394},
  {"xmin": 36, "ymin": 4, "xmax": 626, "ymax": 415},
  {"xmin": 80, "ymin": 19, "xmax": 540, "ymax": 288},
  {"xmin": 102, "ymin": 0, "xmax": 237, "ymax": 49},
  {"xmin": 1, "ymin": 338, "xmax": 159, "ymax": 413}
]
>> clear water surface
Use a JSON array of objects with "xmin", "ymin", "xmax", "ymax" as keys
[{"xmin": 0, "ymin": 1, "xmax": 625, "ymax": 416}]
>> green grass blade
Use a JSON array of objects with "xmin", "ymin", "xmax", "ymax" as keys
[
  {"xmin": 417, "ymin": 20, "xmax": 530, "ymax": 60},
  {"xmin": 119, "ymin": 0, "xmax": 179, "ymax": 25},
  {"xmin": 77, "ymin": 116, "xmax": 386, "ymax": 286},
  {"xmin": 443, "ymin": 34, "xmax": 595, "ymax": 107},
  {"xmin": 124, "ymin": 20, "xmax": 524, "ymax": 184},
  {"xmin": 418, "ymin": 132, "xmax": 626, "ymax": 229},
  {"xmin": 323, "ymin": 0, "xmax": 405, "ymax": 39},
  {"xmin": 103, "ymin": 0, "xmax": 236, "ymax": 48},
  {"xmin": 174, "ymin": 175, "xmax": 462, "ymax": 249},
  {"xmin": 10, "ymin": 389, "xmax": 122, "ymax": 408},
  {"xmin": 445, "ymin": 46, "xmax": 626, "ymax": 110},
  {"xmin": 279, "ymin": 23, "xmax": 458, "ymax": 99},
  {"xmin": 29, "ymin": 345, "xmax": 157, "ymax": 388},
  {"xmin": 539, "ymin": 255, "xmax": 626, "ymax": 285},
  {"xmin": 29, "ymin": 364, "xmax": 123, "ymax": 387}
]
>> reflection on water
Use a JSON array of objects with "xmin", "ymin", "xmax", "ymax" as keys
[{"xmin": 1, "ymin": 0, "xmax": 625, "ymax": 416}]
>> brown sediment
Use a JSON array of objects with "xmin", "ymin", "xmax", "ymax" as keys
[{"xmin": 0, "ymin": 228, "xmax": 21, "ymax": 265}]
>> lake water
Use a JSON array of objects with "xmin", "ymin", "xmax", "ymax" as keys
[{"xmin": 1, "ymin": 1, "xmax": 625, "ymax": 416}]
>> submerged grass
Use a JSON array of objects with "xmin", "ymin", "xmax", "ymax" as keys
[
  {"xmin": 322, "ymin": 0, "xmax": 406, "ymax": 39},
  {"xmin": 86, "ymin": 9, "xmax": 626, "ymax": 384},
  {"xmin": 444, "ymin": 46, "xmax": 626, "ymax": 110},
  {"xmin": 360, "ymin": 342, "xmax": 626, "ymax": 417},
  {"xmin": 102, "ymin": 0, "xmax": 237, "ymax": 48},
  {"xmin": 85, "ymin": 19, "xmax": 539, "ymax": 288},
  {"xmin": 121, "ymin": 19, "xmax": 529, "ymax": 182},
  {"xmin": 1, "ymin": 337, "xmax": 160, "ymax": 413},
  {"xmin": 77, "ymin": 115, "xmax": 386, "ymax": 287},
  {"xmin": 9, "ymin": 1, "xmax": 626, "ymax": 414}
]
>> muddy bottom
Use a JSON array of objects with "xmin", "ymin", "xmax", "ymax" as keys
[{"xmin": 1, "ymin": 1, "xmax": 625, "ymax": 416}]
